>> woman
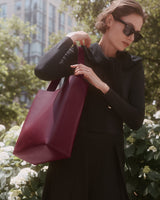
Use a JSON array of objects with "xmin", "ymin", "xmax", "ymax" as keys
[{"xmin": 35, "ymin": 0, "xmax": 146, "ymax": 199}]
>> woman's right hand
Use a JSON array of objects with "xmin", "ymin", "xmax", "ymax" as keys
[{"xmin": 66, "ymin": 31, "xmax": 91, "ymax": 48}]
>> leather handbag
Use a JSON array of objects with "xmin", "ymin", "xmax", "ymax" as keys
[{"xmin": 13, "ymin": 47, "xmax": 88, "ymax": 165}]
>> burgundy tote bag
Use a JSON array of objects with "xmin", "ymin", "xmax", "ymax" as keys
[{"xmin": 13, "ymin": 47, "xmax": 88, "ymax": 165}]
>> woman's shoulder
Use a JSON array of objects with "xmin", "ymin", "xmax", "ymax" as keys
[
  {"xmin": 116, "ymin": 51, "xmax": 143, "ymax": 71},
  {"xmin": 117, "ymin": 51, "xmax": 142, "ymax": 62}
]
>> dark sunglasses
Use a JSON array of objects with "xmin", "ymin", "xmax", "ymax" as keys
[{"xmin": 115, "ymin": 18, "xmax": 143, "ymax": 42}]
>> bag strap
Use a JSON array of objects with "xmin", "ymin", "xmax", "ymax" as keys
[
  {"xmin": 47, "ymin": 79, "xmax": 61, "ymax": 91},
  {"xmin": 78, "ymin": 46, "xmax": 85, "ymax": 64},
  {"xmin": 47, "ymin": 46, "xmax": 84, "ymax": 91}
]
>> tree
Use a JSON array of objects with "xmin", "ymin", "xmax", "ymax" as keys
[
  {"xmin": 61, "ymin": 0, "xmax": 109, "ymax": 34},
  {"xmin": 62, "ymin": 0, "xmax": 160, "ymax": 117},
  {"xmin": 0, "ymin": 16, "xmax": 45, "ymax": 128},
  {"xmin": 129, "ymin": 0, "xmax": 160, "ymax": 116}
]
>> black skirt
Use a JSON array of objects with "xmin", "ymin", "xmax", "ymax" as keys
[{"xmin": 42, "ymin": 130, "xmax": 129, "ymax": 200}]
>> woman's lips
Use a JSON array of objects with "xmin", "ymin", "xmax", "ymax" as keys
[{"xmin": 122, "ymin": 41, "xmax": 130, "ymax": 47}]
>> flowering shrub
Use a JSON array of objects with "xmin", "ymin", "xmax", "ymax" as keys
[
  {"xmin": 0, "ymin": 111, "xmax": 160, "ymax": 200},
  {"xmin": 0, "ymin": 124, "xmax": 47, "ymax": 200},
  {"xmin": 124, "ymin": 114, "xmax": 160, "ymax": 200}
]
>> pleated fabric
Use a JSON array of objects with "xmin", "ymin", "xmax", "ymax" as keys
[{"xmin": 42, "ymin": 130, "xmax": 129, "ymax": 200}]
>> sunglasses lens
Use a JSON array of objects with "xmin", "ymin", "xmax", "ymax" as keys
[
  {"xmin": 116, "ymin": 18, "xmax": 143, "ymax": 43},
  {"xmin": 123, "ymin": 25, "xmax": 143, "ymax": 42},
  {"xmin": 123, "ymin": 25, "xmax": 134, "ymax": 36},
  {"xmin": 134, "ymin": 33, "xmax": 143, "ymax": 42}
]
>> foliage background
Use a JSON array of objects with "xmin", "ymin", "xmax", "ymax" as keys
[{"xmin": 0, "ymin": 16, "xmax": 45, "ymax": 128}]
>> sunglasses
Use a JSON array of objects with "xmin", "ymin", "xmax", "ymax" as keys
[{"xmin": 115, "ymin": 18, "xmax": 143, "ymax": 42}]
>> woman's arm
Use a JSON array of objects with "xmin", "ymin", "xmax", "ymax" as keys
[
  {"xmin": 71, "ymin": 60, "xmax": 145, "ymax": 130},
  {"xmin": 103, "ymin": 63, "xmax": 145, "ymax": 130},
  {"xmin": 35, "ymin": 37, "xmax": 76, "ymax": 80},
  {"xmin": 35, "ymin": 31, "xmax": 91, "ymax": 81},
  {"xmin": 35, "ymin": 31, "xmax": 145, "ymax": 130}
]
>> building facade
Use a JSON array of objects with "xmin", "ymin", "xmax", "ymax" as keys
[{"xmin": 0, "ymin": 0, "xmax": 74, "ymax": 64}]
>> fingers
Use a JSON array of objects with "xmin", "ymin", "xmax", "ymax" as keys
[
  {"xmin": 71, "ymin": 64, "xmax": 90, "ymax": 71},
  {"xmin": 71, "ymin": 64, "xmax": 91, "ymax": 76},
  {"xmin": 85, "ymin": 38, "xmax": 91, "ymax": 48},
  {"xmin": 70, "ymin": 64, "xmax": 110, "ymax": 94},
  {"xmin": 66, "ymin": 31, "xmax": 91, "ymax": 48}
]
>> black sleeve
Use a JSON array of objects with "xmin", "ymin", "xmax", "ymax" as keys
[
  {"xmin": 104, "ymin": 62, "xmax": 145, "ymax": 130},
  {"xmin": 34, "ymin": 37, "xmax": 78, "ymax": 81}
]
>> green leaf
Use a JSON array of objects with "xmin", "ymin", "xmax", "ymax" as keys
[
  {"xmin": 136, "ymin": 142, "xmax": 147, "ymax": 155},
  {"xmin": 148, "ymin": 182, "xmax": 160, "ymax": 198},
  {"xmin": 125, "ymin": 144, "xmax": 136, "ymax": 158},
  {"xmin": 148, "ymin": 171, "xmax": 160, "ymax": 181},
  {"xmin": 145, "ymin": 151, "xmax": 154, "ymax": 161}
]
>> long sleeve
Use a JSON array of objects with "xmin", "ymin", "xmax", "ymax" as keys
[
  {"xmin": 34, "ymin": 37, "xmax": 77, "ymax": 81},
  {"xmin": 104, "ymin": 62, "xmax": 145, "ymax": 130}
]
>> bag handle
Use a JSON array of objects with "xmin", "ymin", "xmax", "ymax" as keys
[
  {"xmin": 47, "ymin": 79, "xmax": 61, "ymax": 91},
  {"xmin": 47, "ymin": 46, "xmax": 84, "ymax": 91},
  {"xmin": 77, "ymin": 46, "xmax": 84, "ymax": 64}
]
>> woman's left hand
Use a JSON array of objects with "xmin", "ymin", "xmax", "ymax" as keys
[{"xmin": 71, "ymin": 64, "xmax": 110, "ymax": 94}]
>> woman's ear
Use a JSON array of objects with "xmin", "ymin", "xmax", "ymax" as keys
[{"xmin": 105, "ymin": 14, "xmax": 114, "ymax": 27}]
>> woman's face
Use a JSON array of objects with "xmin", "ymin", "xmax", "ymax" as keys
[{"xmin": 105, "ymin": 13, "xmax": 143, "ymax": 51}]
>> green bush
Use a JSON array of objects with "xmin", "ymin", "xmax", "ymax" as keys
[
  {"xmin": 124, "ymin": 114, "xmax": 160, "ymax": 200},
  {"xmin": 0, "ymin": 124, "xmax": 47, "ymax": 200},
  {"xmin": 0, "ymin": 111, "xmax": 160, "ymax": 200}
]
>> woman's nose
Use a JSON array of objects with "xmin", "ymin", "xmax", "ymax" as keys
[{"xmin": 128, "ymin": 33, "xmax": 135, "ymax": 42}]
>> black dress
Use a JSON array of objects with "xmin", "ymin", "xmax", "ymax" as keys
[{"xmin": 35, "ymin": 37, "xmax": 145, "ymax": 200}]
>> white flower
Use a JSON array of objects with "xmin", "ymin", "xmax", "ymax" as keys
[
  {"xmin": 21, "ymin": 161, "xmax": 27, "ymax": 166},
  {"xmin": 0, "ymin": 151, "xmax": 10, "ymax": 163},
  {"xmin": 0, "ymin": 142, "xmax": 5, "ymax": 147},
  {"xmin": 143, "ymin": 119, "xmax": 154, "ymax": 126},
  {"xmin": 8, "ymin": 190, "xmax": 21, "ymax": 200},
  {"xmin": 147, "ymin": 145, "xmax": 157, "ymax": 152},
  {"xmin": 11, "ymin": 168, "xmax": 38, "ymax": 187},
  {"xmin": 152, "ymin": 100, "xmax": 156, "ymax": 105},
  {"xmin": 1, "ymin": 146, "xmax": 14, "ymax": 152},
  {"xmin": 3, "ymin": 126, "xmax": 21, "ymax": 145},
  {"xmin": 42, "ymin": 165, "xmax": 48, "ymax": 172},
  {"xmin": 0, "ymin": 124, "xmax": 6, "ymax": 132},
  {"xmin": 153, "ymin": 110, "xmax": 160, "ymax": 119}
]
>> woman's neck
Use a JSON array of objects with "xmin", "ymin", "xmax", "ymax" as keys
[{"xmin": 98, "ymin": 36, "xmax": 117, "ymax": 58}]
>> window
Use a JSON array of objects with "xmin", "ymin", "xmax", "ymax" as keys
[
  {"xmin": 67, "ymin": 15, "xmax": 73, "ymax": 32},
  {"xmin": 15, "ymin": 1, "xmax": 21, "ymax": 11},
  {"xmin": 32, "ymin": 0, "xmax": 38, "ymax": 10},
  {"xmin": 49, "ymin": 3, "xmax": 56, "ymax": 19},
  {"xmin": 23, "ymin": 43, "xmax": 29, "ymax": 56},
  {"xmin": 29, "ymin": 56, "xmax": 40, "ymax": 65},
  {"xmin": 25, "ymin": 0, "xmax": 41, "ymax": 11},
  {"xmin": 32, "ymin": 0, "xmax": 44, "ymax": 11},
  {"xmin": 68, "ymin": 16, "xmax": 72, "ymax": 27},
  {"xmin": 37, "ymin": 27, "xmax": 43, "ymax": 41},
  {"xmin": 30, "ymin": 42, "xmax": 42, "ymax": 55},
  {"xmin": 34, "ymin": 56, "xmax": 40, "ymax": 64},
  {"xmin": 48, "ymin": 4, "xmax": 56, "ymax": 35},
  {"xmin": 37, "ymin": 11, "xmax": 43, "ymax": 26},
  {"xmin": 0, "ymin": 4, "xmax": 7, "ymax": 18},
  {"xmin": 25, "ymin": 0, "xmax": 31, "ymax": 11},
  {"xmin": 25, "ymin": 12, "xmax": 31, "ymax": 22},
  {"xmin": 59, "ymin": 12, "xmax": 65, "ymax": 33},
  {"xmin": 33, "ymin": 12, "xmax": 37, "ymax": 24}
]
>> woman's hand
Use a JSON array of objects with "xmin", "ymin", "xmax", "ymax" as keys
[
  {"xmin": 66, "ymin": 31, "xmax": 91, "ymax": 48},
  {"xmin": 71, "ymin": 64, "xmax": 110, "ymax": 94}
]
